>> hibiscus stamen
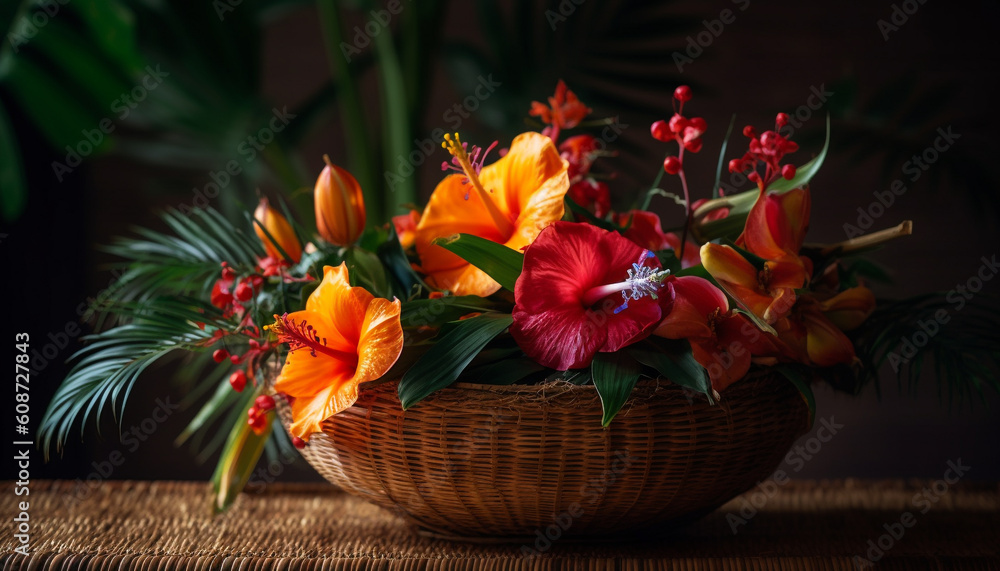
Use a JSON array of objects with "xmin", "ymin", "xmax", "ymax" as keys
[
  {"xmin": 267, "ymin": 313, "xmax": 357, "ymax": 362},
  {"xmin": 442, "ymin": 133, "xmax": 515, "ymax": 238},
  {"xmin": 580, "ymin": 250, "xmax": 671, "ymax": 311}
]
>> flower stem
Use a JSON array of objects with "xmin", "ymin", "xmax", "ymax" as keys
[{"xmin": 807, "ymin": 220, "xmax": 914, "ymax": 257}]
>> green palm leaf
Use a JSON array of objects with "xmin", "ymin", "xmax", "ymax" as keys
[{"xmin": 39, "ymin": 295, "xmax": 232, "ymax": 458}]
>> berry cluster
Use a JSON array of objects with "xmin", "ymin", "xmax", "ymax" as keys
[
  {"xmin": 728, "ymin": 113, "xmax": 799, "ymax": 191},
  {"xmin": 651, "ymin": 85, "xmax": 707, "ymax": 175}
]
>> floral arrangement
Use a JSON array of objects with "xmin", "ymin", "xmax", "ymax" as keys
[{"xmin": 42, "ymin": 82, "xmax": 992, "ymax": 512}]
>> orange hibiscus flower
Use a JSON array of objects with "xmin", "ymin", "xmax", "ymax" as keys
[
  {"xmin": 270, "ymin": 264, "xmax": 403, "ymax": 441},
  {"xmin": 415, "ymin": 131, "xmax": 570, "ymax": 296}
]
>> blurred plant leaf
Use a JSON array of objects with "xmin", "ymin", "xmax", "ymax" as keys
[{"xmin": 0, "ymin": 103, "xmax": 26, "ymax": 220}]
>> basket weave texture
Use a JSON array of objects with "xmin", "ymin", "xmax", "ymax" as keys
[{"xmin": 285, "ymin": 371, "xmax": 810, "ymax": 539}]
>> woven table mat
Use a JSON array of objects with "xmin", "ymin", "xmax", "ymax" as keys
[{"xmin": 2, "ymin": 480, "xmax": 998, "ymax": 570}]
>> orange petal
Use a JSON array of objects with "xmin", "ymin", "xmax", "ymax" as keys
[
  {"xmin": 700, "ymin": 243, "xmax": 759, "ymax": 290},
  {"xmin": 691, "ymin": 337, "xmax": 751, "ymax": 393},
  {"xmin": 274, "ymin": 264, "xmax": 403, "ymax": 441},
  {"xmin": 802, "ymin": 309, "xmax": 856, "ymax": 367},
  {"xmin": 819, "ymin": 286, "xmax": 876, "ymax": 331},
  {"xmin": 654, "ymin": 276, "xmax": 728, "ymax": 340},
  {"xmin": 415, "ymin": 132, "xmax": 568, "ymax": 297},
  {"xmin": 739, "ymin": 187, "xmax": 811, "ymax": 260}
]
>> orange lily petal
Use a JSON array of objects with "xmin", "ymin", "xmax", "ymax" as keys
[
  {"xmin": 819, "ymin": 286, "xmax": 876, "ymax": 331},
  {"xmin": 700, "ymin": 243, "xmax": 759, "ymax": 290},
  {"xmin": 802, "ymin": 309, "xmax": 856, "ymax": 367},
  {"xmin": 738, "ymin": 187, "xmax": 811, "ymax": 260}
]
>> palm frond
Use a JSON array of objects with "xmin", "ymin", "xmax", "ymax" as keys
[
  {"xmin": 95, "ymin": 208, "xmax": 263, "ymax": 323},
  {"xmin": 39, "ymin": 296, "xmax": 233, "ymax": 458},
  {"xmin": 849, "ymin": 293, "xmax": 1000, "ymax": 405}
]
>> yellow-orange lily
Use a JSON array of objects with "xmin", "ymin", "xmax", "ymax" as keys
[
  {"xmin": 254, "ymin": 197, "xmax": 302, "ymax": 263},
  {"xmin": 773, "ymin": 286, "xmax": 874, "ymax": 368},
  {"xmin": 270, "ymin": 264, "xmax": 402, "ymax": 441},
  {"xmin": 701, "ymin": 187, "xmax": 813, "ymax": 324},
  {"xmin": 315, "ymin": 157, "xmax": 366, "ymax": 247},
  {"xmin": 700, "ymin": 242, "xmax": 804, "ymax": 324},
  {"xmin": 415, "ymin": 132, "xmax": 570, "ymax": 296}
]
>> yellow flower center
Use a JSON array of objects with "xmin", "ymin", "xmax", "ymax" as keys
[{"xmin": 442, "ymin": 133, "xmax": 515, "ymax": 238}]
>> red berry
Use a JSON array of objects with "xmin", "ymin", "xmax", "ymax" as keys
[
  {"xmin": 255, "ymin": 395, "xmax": 276, "ymax": 411},
  {"xmin": 781, "ymin": 164, "xmax": 797, "ymax": 180},
  {"xmin": 229, "ymin": 353, "xmax": 243, "ymax": 365},
  {"xmin": 776, "ymin": 113, "xmax": 789, "ymax": 128},
  {"xmin": 234, "ymin": 281, "xmax": 253, "ymax": 302},
  {"xmin": 683, "ymin": 138, "xmax": 703, "ymax": 153},
  {"xmin": 673, "ymin": 85, "xmax": 692, "ymax": 103},
  {"xmin": 663, "ymin": 156, "xmax": 682, "ymax": 175},
  {"xmin": 688, "ymin": 117, "xmax": 707, "ymax": 133},
  {"xmin": 229, "ymin": 370, "xmax": 247, "ymax": 392},
  {"xmin": 748, "ymin": 171, "xmax": 762, "ymax": 183},
  {"xmin": 742, "ymin": 125, "xmax": 756, "ymax": 138},
  {"xmin": 650, "ymin": 120, "xmax": 671, "ymax": 142},
  {"xmin": 668, "ymin": 114, "xmax": 688, "ymax": 134},
  {"xmin": 212, "ymin": 349, "xmax": 229, "ymax": 363},
  {"xmin": 728, "ymin": 159, "xmax": 743, "ymax": 173},
  {"xmin": 292, "ymin": 436, "xmax": 307, "ymax": 449}
]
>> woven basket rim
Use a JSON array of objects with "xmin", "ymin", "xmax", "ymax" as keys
[{"xmin": 356, "ymin": 365, "xmax": 784, "ymax": 397}]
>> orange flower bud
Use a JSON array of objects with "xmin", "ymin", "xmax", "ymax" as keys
[
  {"xmin": 254, "ymin": 197, "xmax": 302, "ymax": 263},
  {"xmin": 315, "ymin": 156, "xmax": 366, "ymax": 247}
]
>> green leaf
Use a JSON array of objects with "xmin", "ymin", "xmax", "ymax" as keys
[
  {"xmin": 432, "ymin": 233, "xmax": 524, "ymax": 292},
  {"xmin": 3, "ymin": 56, "xmax": 107, "ymax": 153},
  {"xmin": 211, "ymin": 389, "xmax": 272, "ymax": 513},
  {"xmin": 591, "ymin": 351, "xmax": 642, "ymax": 426},
  {"xmin": 398, "ymin": 313, "xmax": 513, "ymax": 409},
  {"xmin": 769, "ymin": 115, "xmax": 830, "ymax": 192},
  {"xmin": 775, "ymin": 364, "xmax": 816, "ymax": 427},
  {"xmin": 400, "ymin": 295, "xmax": 502, "ymax": 329},
  {"xmin": 0, "ymin": 103, "xmax": 26, "ymax": 221},
  {"xmin": 565, "ymin": 197, "xmax": 620, "ymax": 232},
  {"xmin": 629, "ymin": 342, "xmax": 713, "ymax": 402},
  {"xmin": 462, "ymin": 356, "xmax": 546, "ymax": 385},
  {"xmin": 176, "ymin": 376, "xmax": 243, "ymax": 447},
  {"xmin": 344, "ymin": 246, "xmax": 390, "ymax": 299},
  {"xmin": 377, "ymin": 224, "xmax": 428, "ymax": 298},
  {"xmin": 712, "ymin": 114, "xmax": 737, "ymax": 199}
]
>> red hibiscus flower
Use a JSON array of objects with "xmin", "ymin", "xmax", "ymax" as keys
[{"xmin": 511, "ymin": 221, "xmax": 673, "ymax": 370}]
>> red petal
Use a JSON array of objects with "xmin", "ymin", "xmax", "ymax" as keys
[{"xmin": 511, "ymin": 222, "xmax": 665, "ymax": 370}]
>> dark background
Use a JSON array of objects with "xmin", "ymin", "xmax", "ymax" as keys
[{"xmin": 3, "ymin": 0, "xmax": 999, "ymax": 485}]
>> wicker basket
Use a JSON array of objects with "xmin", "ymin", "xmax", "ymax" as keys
[{"xmin": 280, "ymin": 371, "xmax": 810, "ymax": 539}]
